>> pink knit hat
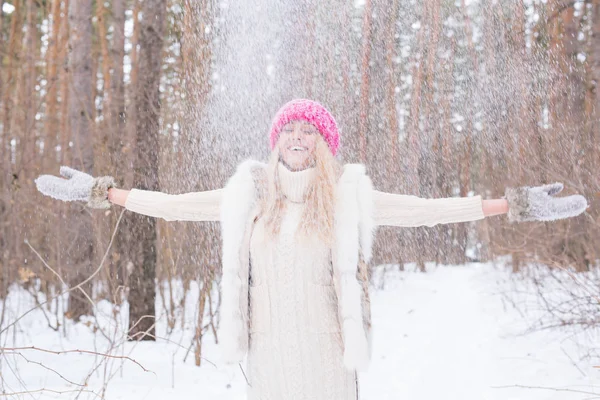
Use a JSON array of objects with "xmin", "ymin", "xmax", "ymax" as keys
[{"xmin": 269, "ymin": 99, "xmax": 340, "ymax": 156}]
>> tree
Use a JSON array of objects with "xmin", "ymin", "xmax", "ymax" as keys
[
  {"xmin": 66, "ymin": 0, "xmax": 95, "ymax": 321},
  {"xmin": 126, "ymin": 0, "xmax": 167, "ymax": 341},
  {"xmin": 358, "ymin": 0, "xmax": 373, "ymax": 163}
]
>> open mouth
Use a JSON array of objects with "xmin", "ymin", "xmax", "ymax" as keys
[{"xmin": 289, "ymin": 146, "xmax": 307, "ymax": 152}]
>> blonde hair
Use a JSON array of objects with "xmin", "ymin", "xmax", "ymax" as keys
[{"xmin": 262, "ymin": 137, "xmax": 341, "ymax": 245}]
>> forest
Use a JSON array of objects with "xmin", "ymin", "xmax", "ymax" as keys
[{"xmin": 0, "ymin": 0, "xmax": 598, "ymax": 398}]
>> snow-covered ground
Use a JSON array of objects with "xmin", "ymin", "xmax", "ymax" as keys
[{"xmin": 1, "ymin": 262, "xmax": 598, "ymax": 399}]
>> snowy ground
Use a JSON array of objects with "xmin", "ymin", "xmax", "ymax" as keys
[{"xmin": 1, "ymin": 261, "xmax": 598, "ymax": 399}]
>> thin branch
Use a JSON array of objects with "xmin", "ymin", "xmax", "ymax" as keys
[
  {"xmin": 239, "ymin": 363, "xmax": 251, "ymax": 387},
  {"xmin": 492, "ymin": 384, "xmax": 600, "ymax": 396},
  {"xmin": 1, "ymin": 346, "xmax": 153, "ymax": 373},
  {"xmin": 11, "ymin": 352, "xmax": 85, "ymax": 387},
  {"xmin": 0, "ymin": 388, "xmax": 100, "ymax": 397},
  {"xmin": 561, "ymin": 347, "xmax": 587, "ymax": 377}
]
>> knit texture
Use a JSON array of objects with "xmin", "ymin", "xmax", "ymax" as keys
[
  {"xmin": 247, "ymin": 163, "xmax": 357, "ymax": 400},
  {"xmin": 505, "ymin": 182, "xmax": 588, "ymax": 222},
  {"xmin": 124, "ymin": 181, "xmax": 486, "ymax": 227},
  {"xmin": 35, "ymin": 166, "xmax": 95, "ymax": 202},
  {"xmin": 269, "ymin": 99, "xmax": 340, "ymax": 156},
  {"xmin": 125, "ymin": 188, "xmax": 223, "ymax": 221},
  {"xmin": 35, "ymin": 166, "xmax": 116, "ymax": 209},
  {"xmin": 372, "ymin": 191, "xmax": 484, "ymax": 226}
]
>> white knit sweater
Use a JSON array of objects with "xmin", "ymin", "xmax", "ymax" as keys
[{"xmin": 245, "ymin": 164, "xmax": 357, "ymax": 399}]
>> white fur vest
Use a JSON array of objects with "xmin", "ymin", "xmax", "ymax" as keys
[{"xmin": 218, "ymin": 160, "xmax": 375, "ymax": 371}]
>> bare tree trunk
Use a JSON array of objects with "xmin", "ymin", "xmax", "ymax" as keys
[
  {"xmin": 408, "ymin": 3, "xmax": 426, "ymax": 272},
  {"xmin": 358, "ymin": 0, "xmax": 372, "ymax": 163},
  {"xmin": 105, "ymin": 0, "xmax": 126, "ymax": 302},
  {"xmin": 384, "ymin": 0, "xmax": 400, "ymax": 183},
  {"xmin": 582, "ymin": 2, "xmax": 599, "ymax": 262},
  {"xmin": 93, "ymin": 0, "xmax": 111, "ymax": 178},
  {"xmin": 96, "ymin": 0, "xmax": 111, "ymax": 118},
  {"xmin": 126, "ymin": 0, "xmax": 167, "ymax": 341},
  {"xmin": 8, "ymin": 0, "xmax": 27, "ymax": 276},
  {"xmin": 59, "ymin": 0, "xmax": 70, "ymax": 166},
  {"xmin": 180, "ymin": 0, "xmax": 219, "ymax": 357},
  {"xmin": 0, "ymin": 0, "xmax": 8, "ymax": 298},
  {"xmin": 408, "ymin": 10, "xmax": 424, "ymax": 192},
  {"xmin": 419, "ymin": 0, "xmax": 443, "ymax": 265},
  {"xmin": 0, "ymin": 0, "xmax": 4, "ymax": 104},
  {"xmin": 110, "ymin": 0, "xmax": 126, "ymax": 171},
  {"xmin": 124, "ymin": 0, "xmax": 141, "ymax": 188},
  {"xmin": 2, "ymin": 1, "xmax": 21, "ymax": 173},
  {"xmin": 66, "ymin": 0, "xmax": 94, "ymax": 321},
  {"xmin": 116, "ymin": 0, "xmax": 140, "ymax": 303},
  {"xmin": 194, "ymin": 277, "xmax": 209, "ymax": 366},
  {"xmin": 22, "ymin": 0, "xmax": 37, "ymax": 180},
  {"xmin": 44, "ymin": 0, "xmax": 62, "ymax": 172},
  {"xmin": 590, "ymin": 0, "xmax": 600, "ymax": 175}
]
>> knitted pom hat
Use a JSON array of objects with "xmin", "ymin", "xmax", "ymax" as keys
[{"xmin": 269, "ymin": 99, "xmax": 340, "ymax": 156}]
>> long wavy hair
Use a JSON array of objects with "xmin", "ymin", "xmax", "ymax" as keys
[{"xmin": 261, "ymin": 136, "xmax": 341, "ymax": 245}]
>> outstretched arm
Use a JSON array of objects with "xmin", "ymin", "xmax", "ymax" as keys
[
  {"xmin": 118, "ymin": 187, "xmax": 222, "ymax": 221},
  {"xmin": 373, "ymin": 190, "xmax": 487, "ymax": 227},
  {"xmin": 373, "ymin": 182, "xmax": 587, "ymax": 227},
  {"xmin": 36, "ymin": 166, "xmax": 223, "ymax": 222}
]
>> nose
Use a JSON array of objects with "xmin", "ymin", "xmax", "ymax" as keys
[{"xmin": 291, "ymin": 125, "xmax": 303, "ymax": 141}]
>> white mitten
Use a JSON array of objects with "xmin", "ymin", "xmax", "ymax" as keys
[
  {"xmin": 35, "ymin": 166, "xmax": 116, "ymax": 209},
  {"xmin": 505, "ymin": 182, "xmax": 588, "ymax": 222}
]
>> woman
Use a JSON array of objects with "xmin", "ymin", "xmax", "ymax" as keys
[{"xmin": 36, "ymin": 99, "xmax": 588, "ymax": 400}]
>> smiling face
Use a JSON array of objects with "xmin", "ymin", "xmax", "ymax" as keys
[{"xmin": 277, "ymin": 120, "xmax": 319, "ymax": 171}]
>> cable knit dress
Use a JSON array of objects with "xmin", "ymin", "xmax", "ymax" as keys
[{"xmin": 246, "ymin": 164, "xmax": 357, "ymax": 400}]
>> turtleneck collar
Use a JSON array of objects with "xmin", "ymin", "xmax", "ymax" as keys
[{"xmin": 278, "ymin": 162, "xmax": 316, "ymax": 203}]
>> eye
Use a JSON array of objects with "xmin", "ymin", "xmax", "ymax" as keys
[{"xmin": 303, "ymin": 130, "xmax": 315, "ymax": 135}]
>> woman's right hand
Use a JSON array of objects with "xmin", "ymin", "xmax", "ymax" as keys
[{"xmin": 35, "ymin": 166, "xmax": 116, "ymax": 209}]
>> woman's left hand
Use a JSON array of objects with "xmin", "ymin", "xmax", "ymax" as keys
[{"xmin": 505, "ymin": 182, "xmax": 588, "ymax": 222}]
